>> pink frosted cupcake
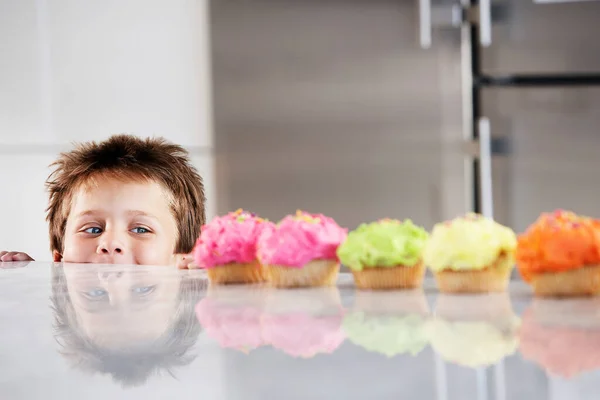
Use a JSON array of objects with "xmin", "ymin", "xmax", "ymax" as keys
[
  {"xmin": 262, "ymin": 288, "xmax": 345, "ymax": 358},
  {"xmin": 195, "ymin": 286, "xmax": 266, "ymax": 353},
  {"xmin": 257, "ymin": 210, "xmax": 347, "ymax": 288},
  {"xmin": 194, "ymin": 209, "xmax": 273, "ymax": 284}
]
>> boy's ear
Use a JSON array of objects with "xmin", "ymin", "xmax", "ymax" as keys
[{"xmin": 53, "ymin": 250, "xmax": 63, "ymax": 262}]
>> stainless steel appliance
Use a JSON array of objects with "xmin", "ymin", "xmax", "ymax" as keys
[
  {"xmin": 210, "ymin": 0, "xmax": 600, "ymax": 234},
  {"xmin": 473, "ymin": 0, "xmax": 600, "ymax": 233},
  {"xmin": 210, "ymin": 0, "xmax": 467, "ymax": 230}
]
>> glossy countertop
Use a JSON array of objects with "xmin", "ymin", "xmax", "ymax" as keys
[{"xmin": 1, "ymin": 262, "xmax": 600, "ymax": 400}]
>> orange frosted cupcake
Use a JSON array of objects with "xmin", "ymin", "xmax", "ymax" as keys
[
  {"xmin": 516, "ymin": 210, "xmax": 600, "ymax": 297},
  {"xmin": 519, "ymin": 298, "xmax": 600, "ymax": 378}
]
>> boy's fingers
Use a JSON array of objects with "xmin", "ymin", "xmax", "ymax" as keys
[
  {"xmin": 0, "ymin": 261, "xmax": 31, "ymax": 269},
  {"xmin": 0, "ymin": 252, "xmax": 17, "ymax": 262},
  {"xmin": 187, "ymin": 261, "xmax": 201, "ymax": 269},
  {"xmin": 0, "ymin": 252, "xmax": 33, "ymax": 262},
  {"xmin": 176, "ymin": 254, "xmax": 201, "ymax": 269},
  {"xmin": 13, "ymin": 253, "xmax": 34, "ymax": 261}
]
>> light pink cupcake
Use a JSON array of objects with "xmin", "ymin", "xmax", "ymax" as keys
[
  {"xmin": 262, "ymin": 288, "xmax": 345, "ymax": 358},
  {"xmin": 257, "ymin": 210, "xmax": 347, "ymax": 288},
  {"xmin": 195, "ymin": 286, "xmax": 266, "ymax": 353},
  {"xmin": 194, "ymin": 209, "xmax": 273, "ymax": 284}
]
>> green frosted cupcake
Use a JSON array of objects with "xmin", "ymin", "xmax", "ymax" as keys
[
  {"xmin": 343, "ymin": 290, "xmax": 431, "ymax": 357},
  {"xmin": 337, "ymin": 219, "xmax": 429, "ymax": 290},
  {"xmin": 343, "ymin": 312, "xmax": 430, "ymax": 357}
]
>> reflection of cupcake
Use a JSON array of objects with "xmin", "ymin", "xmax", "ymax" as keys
[
  {"xmin": 195, "ymin": 286, "xmax": 267, "ymax": 353},
  {"xmin": 343, "ymin": 290, "xmax": 430, "ymax": 357},
  {"xmin": 194, "ymin": 209, "xmax": 273, "ymax": 284},
  {"xmin": 262, "ymin": 288, "xmax": 345, "ymax": 358},
  {"xmin": 337, "ymin": 219, "xmax": 429, "ymax": 290},
  {"xmin": 519, "ymin": 298, "xmax": 600, "ymax": 378},
  {"xmin": 257, "ymin": 211, "xmax": 347, "ymax": 288},
  {"xmin": 424, "ymin": 213, "xmax": 517, "ymax": 293},
  {"xmin": 430, "ymin": 294, "xmax": 520, "ymax": 368},
  {"xmin": 516, "ymin": 210, "xmax": 600, "ymax": 297}
]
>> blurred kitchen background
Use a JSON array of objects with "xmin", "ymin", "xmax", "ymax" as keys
[{"xmin": 2, "ymin": 0, "xmax": 600, "ymax": 260}]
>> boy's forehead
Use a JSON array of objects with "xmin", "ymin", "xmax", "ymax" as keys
[{"xmin": 69, "ymin": 177, "xmax": 173, "ymax": 215}]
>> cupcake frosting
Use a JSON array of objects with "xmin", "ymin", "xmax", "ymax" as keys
[
  {"xmin": 194, "ymin": 209, "xmax": 272, "ymax": 268},
  {"xmin": 429, "ymin": 317, "xmax": 520, "ymax": 368},
  {"xmin": 262, "ymin": 313, "xmax": 345, "ymax": 358},
  {"xmin": 195, "ymin": 298, "xmax": 264, "ymax": 352},
  {"xmin": 516, "ymin": 210, "xmax": 600, "ymax": 282},
  {"xmin": 262, "ymin": 288, "xmax": 345, "ymax": 358},
  {"xmin": 343, "ymin": 312, "xmax": 429, "ymax": 357},
  {"xmin": 257, "ymin": 210, "xmax": 347, "ymax": 267},
  {"xmin": 337, "ymin": 219, "xmax": 428, "ymax": 271},
  {"xmin": 424, "ymin": 213, "xmax": 517, "ymax": 272},
  {"xmin": 519, "ymin": 304, "xmax": 600, "ymax": 378}
]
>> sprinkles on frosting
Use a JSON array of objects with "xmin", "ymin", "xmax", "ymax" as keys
[
  {"xmin": 538, "ymin": 209, "xmax": 589, "ymax": 230},
  {"xmin": 294, "ymin": 210, "xmax": 321, "ymax": 224},
  {"xmin": 233, "ymin": 208, "xmax": 265, "ymax": 223}
]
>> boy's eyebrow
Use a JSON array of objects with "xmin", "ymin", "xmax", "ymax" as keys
[{"xmin": 75, "ymin": 210, "xmax": 103, "ymax": 218}]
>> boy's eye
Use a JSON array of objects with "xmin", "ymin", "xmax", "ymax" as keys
[
  {"xmin": 131, "ymin": 227, "xmax": 150, "ymax": 234},
  {"xmin": 132, "ymin": 285, "xmax": 155, "ymax": 296},
  {"xmin": 84, "ymin": 227, "xmax": 102, "ymax": 234},
  {"xmin": 83, "ymin": 288, "xmax": 107, "ymax": 299}
]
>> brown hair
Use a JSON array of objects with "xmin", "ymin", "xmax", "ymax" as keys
[
  {"xmin": 46, "ymin": 134, "xmax": 206, "ymax": 255},
  {"xmin": 51, "ymin": 265, "xmax": 207, "ymax": 387}
]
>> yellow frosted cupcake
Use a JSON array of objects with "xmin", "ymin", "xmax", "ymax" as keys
[
  {"xmin": 423, "ymin": 213, "xmax": 517, "ymax": 293},
  {"xmin": 430, "ymin": 294, "xmax": 520, "ymax": 368},
  {"xmin": 337, "ymin": 219, "xmax": 429, "ymax": 290}
]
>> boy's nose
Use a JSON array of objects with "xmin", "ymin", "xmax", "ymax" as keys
[
  {"xmin": 97, "ymin": 235, "xmax": 126, "ymax": 256},
  {"xmin": 99, "ymin": 246, "xmax": 122, "ymax": 255},
  {"xmin": 98, "ymin": 270, "xmax": 124, "ymax": 282}
]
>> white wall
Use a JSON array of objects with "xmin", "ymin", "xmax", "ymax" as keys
[{"xmin": 0, "ymin": 0, "xmax": 215, "ymax": 261}]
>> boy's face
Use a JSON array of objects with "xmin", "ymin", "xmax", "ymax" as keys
[
  {"xmin": 60, "ymin": 178, "xmax": 180, "ymax": 266},
  {"xmin": 62, "ymin": 264, "xmax": 181, "ymax": 347}
]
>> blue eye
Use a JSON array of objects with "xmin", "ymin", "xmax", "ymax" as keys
[
  {"xmin": 84, "ymin": 227, "xmax": 102, "ymax": 234},
  {"xmin": 132, "ymin": 285, "xmax": 155, "ymax": 295},
  {"xmin": 131, "ymin": 227, "xmax": 150, "ymax": 234},
  {"xmin": 85, "ymin": 288, "xmax": 107, "ymax": 298}
]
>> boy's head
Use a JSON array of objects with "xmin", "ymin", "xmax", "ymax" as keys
[
  {"xmin": 52, "ymin": 264, "xmax": 206, "ymax": 387},
  {"xmin": 46, "ymin": 134, "xmax": 206, "ymax": 266}
]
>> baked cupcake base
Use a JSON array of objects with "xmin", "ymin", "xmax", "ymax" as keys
[
  {"xmin": 528, "ymin": 264, "xmax": 600, "ymax": 297},
  {"xmin": 431, "ymin": 293, "xmax": 520, "ymax": 368},
  {"xmin": 266, "ymin": 260, "xmax": 339, "ymax": 288},
  {"xmin": 354, "ymin": 289, "xmax": 429, "ymax": 315},
  {"xmin": 434, "ymin": 255, "xmax": 511, "ymax": 294},
  {"xmin": 352, "ymin": 263, "xmax": 425, "ymax": 291},
  {"xmin": 207, "ymin": 261, "xmax": 266, "ymax": 285}
]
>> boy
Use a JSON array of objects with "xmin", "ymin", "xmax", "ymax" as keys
[
  {"xmin": 0, "ymin": 134, "xmax": 206, "ymax": 268},
  {"xmin": 52, "ymin": 262, "xmax": 206, "ymax": 387}
]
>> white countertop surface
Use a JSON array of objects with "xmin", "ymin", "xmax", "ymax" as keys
[{"xmin": 1, "ymin": 262, "xmax": 599, "ymax": 400}]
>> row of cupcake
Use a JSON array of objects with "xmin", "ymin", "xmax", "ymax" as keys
[
  {"xmin": 192, "ymin": 208, "xmax": 600, "ymax": 297},
  {"xmin": 195, "ymin": 287, "xmax": 600, "ymax": 378},
  {"xmin": 193, "ymin": 209, "xmax": 347, "ymax": 288}
]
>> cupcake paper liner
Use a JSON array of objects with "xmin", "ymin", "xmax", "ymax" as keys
[
  {"xmin": 207, "ymin": 261, "xmax": 266, "ymax": 285},
  {"xmin": 434, "ymin": 254, "xmax": 512, "ymax": 294},
  {"xmin": 266, "ymin": 260, "xmax": 339, "ymax": 288},
  {"xmin": 528, "ymin": 264, "xmax": 600, "ymax": 297},
  {"xmin": 352, "ymin": 263, "xmax": 425, "ymax": 291}
]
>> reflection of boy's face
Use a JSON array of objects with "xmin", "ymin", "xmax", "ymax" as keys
[
  {"xmin": 63, "ymin": 264, "xmax": 181, "ymax": 348},
  {"xmin": 61, "ymin": 178, "xmax": 179, "ymax": 266}
]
